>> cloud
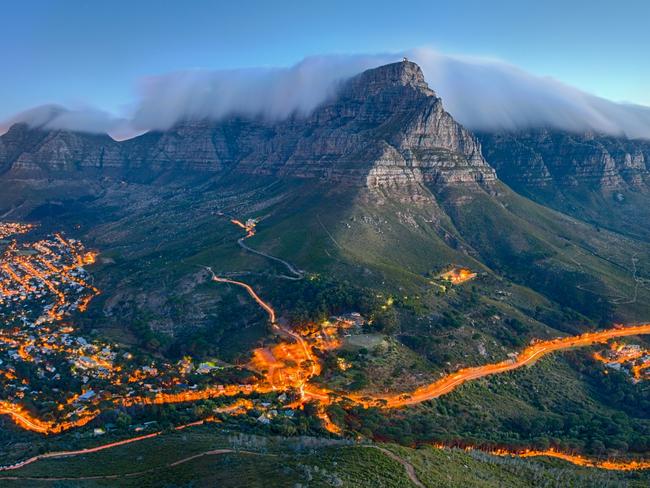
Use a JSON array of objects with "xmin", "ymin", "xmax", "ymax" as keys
[
  {"xmin": 129, "ymin": 55, "xmax": 386, "ymax": 131},
  {"xmin": 0, "ymin": 104, "xmax": 131, "ymax": 139},
  {"xmin": 411, "ymin": 49, "xmax": 650, "ymax": 138},
  {"xmin": 2, "ymin": 49, "xmax": 650, "ymax": 140}
]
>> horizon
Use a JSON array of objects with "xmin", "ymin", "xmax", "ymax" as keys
[
  {"xmin": 3, "ymin": 52, "xmax": 650, "ymax": 141},
  {"xmin": 2, "ymin": 0, "xmax": 649, "ymax": 138}
]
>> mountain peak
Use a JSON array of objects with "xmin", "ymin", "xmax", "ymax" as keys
[{"xmin": 349, "ymin": 60, "xmax": 435, "ymax": 96}]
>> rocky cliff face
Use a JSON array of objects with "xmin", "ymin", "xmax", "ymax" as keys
[
  {"xmin": 478, "ymin": 130, "xmax": 650, "ymax": 192},
  {"xmin": 0, "ymin": 61, "xmax": 495, "ymax": 190},
  {"xmin": 0, "ymin": 123, "xmax": 126, "ymax": 176}
]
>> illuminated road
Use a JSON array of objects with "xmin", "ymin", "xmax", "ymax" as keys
[
  {"xmin": 0, "ymin": 402, "xmax": 56, "ymax": 434},
  {"xmin": 454, "ymin": 444, "xmax": 650, "ymax": 471},
  {"xmin": 0, "ymin": 400, "xmax": 98, "ymax": 435},
  {"xmin": 0, "ymin": 431, "xmax": 161, "ymax": 471},
  {"xmin": 210, "ymin": 272, "xmax": 277, "ymax": 324},
  {"xmin": 209, "ymin": 218, "xmax": 316, "ymax": 397},
  {"xmin": 0, "ymin": 420, "xmax": 221, "ymax": 472},
  {"xmin": 365, "ymin": 323, "xmax": 650, "ymax": 408},
  {"xmin": 207, "ymin": 267, "xmax": 317, "ymax": 399}
]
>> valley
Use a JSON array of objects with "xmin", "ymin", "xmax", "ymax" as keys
[{"xmin": 1, "ymin": 215, "xmax": 649, "ymax": 475}]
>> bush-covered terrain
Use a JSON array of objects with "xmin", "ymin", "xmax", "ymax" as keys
[{"xmin": 2, "ymin": 426, "xmax": 648, "ymax": 488}]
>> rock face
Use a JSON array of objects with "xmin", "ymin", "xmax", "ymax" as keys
[
  {"xmin": 0, "ymin": 61, "xmax": 495, "ymax": 190},
  {"xmin": 478, "ymin": 130, "xmax": 650, "ymax": 191}
]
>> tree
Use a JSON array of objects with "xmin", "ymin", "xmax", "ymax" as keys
[
  {"xmin": 374, "ymin": 309, "xmax": 398, "ymax": 334},
  {"xmin": 116, "ymin": 411, "xmax": 132, "ymax": 429}
]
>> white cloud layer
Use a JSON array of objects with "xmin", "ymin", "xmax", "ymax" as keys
[{"xmin": 2, "ymin": 49, "xmax": 649, "ymax": 140}]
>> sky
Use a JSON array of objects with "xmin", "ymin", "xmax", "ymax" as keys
[{"xmin": 2, "ymin": 0, "xmax": 648, "ymax": 133}]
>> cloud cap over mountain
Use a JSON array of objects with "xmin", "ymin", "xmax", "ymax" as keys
[{"xmin": 3, "ymin": 49, "xmax": 650, "ymax": 140}]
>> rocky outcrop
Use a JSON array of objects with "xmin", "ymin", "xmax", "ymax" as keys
[
  {"xmin": 0, "ymin": 61, "xmax": 495, "ymax": 190},
  {"xmin": 478, "ymin": 129, "xmax": 650, "ymax": 191}
]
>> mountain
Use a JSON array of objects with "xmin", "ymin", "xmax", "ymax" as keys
[
  {"xmin": 478, "ymin": 129, "xmax": 650, "ymax": 238},
  {"xmin": 1, "ymin": 60, "xmax": 648, "ymax": 329},
  {"xmin": 1, "ymin": 61, "xmax": 495, "ymax": 189},
  {"xmin": 478, "ymin": 129, "xmax": 650, "ymax": 190},
  {"xmin": 2, "ymin": 60, "xmax": 650, "ymax": 471}
]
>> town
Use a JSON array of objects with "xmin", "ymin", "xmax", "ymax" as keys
[
  {"xmin": 0, "ymin": 223, "xmax": 249, "ymax": 432},
  {"xmin": 593, "ymin": 342, "xmax": 650, "ymax": 382},
  {"xmin": 1, "ymin": 219, "xmax": 649, "ymax": 450},
  {"xmin": 0, "ymin": 221, "xmax": 358, "ymax": 434}
]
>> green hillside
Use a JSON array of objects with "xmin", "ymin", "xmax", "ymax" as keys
[{"xmin": 2, "ymin": 425, "xmax": 647, "ymax": 488}]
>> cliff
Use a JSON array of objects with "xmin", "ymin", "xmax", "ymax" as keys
[
  {"xmin": 0, "ymin": 61, "xmax": 496, "ymax": 189},
  {"xmin": 478, "ymin": 129, "xmax": 650, "ymax": 191}
]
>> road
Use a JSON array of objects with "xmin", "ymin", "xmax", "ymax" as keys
[
  {"xmin": 477, "ymin": 445, "xmax": 650, "ymax": 471},
  {"xmin": 0, "ymin": 401, "xmax": 97, "ymax": 435},
  {"xmin": 206, "ymin": 267, "xmax": 317, "ymax": 399},
  {"xmin": 374, "ymin": 323, "xmax": 650, "ymax": 408},
  {"xmin": 231, "ymin": 219, "xmax": 303, "ymax": 280},
  {"xmin": 237, "ymin": 236, "xmax": 304, "ymax": 280},
  {"xmin": 0, "ymin": 431, "xmax": 161, "ymax": 471}
]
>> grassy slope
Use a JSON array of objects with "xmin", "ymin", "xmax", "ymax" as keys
[
  {"xmin": 74, "ymin": 176, "xmax": 649, "ymax": 407},
  {"xmin": 1, "ymin": 426, "xmax": 647, "ymax": 487},
  {"xmin": 508, "ymin": 181, "xmax": 650, "ymax": 242},
  {"xmin": 347, "ymin": 351, "xmax": 650, "ymax": 455}
]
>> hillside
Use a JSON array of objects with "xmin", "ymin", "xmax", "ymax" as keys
[
  {"xmin": 1, "ymin": 425, "xmax": 648, "ymax": 487},
  {"xmin": 0, "ymin": 60, "xmax": 649, "ymax": 482}
]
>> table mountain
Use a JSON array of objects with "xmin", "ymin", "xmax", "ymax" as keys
[{"xmin": 1, "ymin": 61, "xmax": 495, "ymax": 189}]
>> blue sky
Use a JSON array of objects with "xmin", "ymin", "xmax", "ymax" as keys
[{"xmin": 2, "ymin": 0, "xmax": 648, "ymax": 121}]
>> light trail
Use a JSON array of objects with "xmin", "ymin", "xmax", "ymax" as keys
[
  {"xmin": 210, "ymin": 218, "xmax": 315, "ymax": 397},
  {"xmin": 212, "ymin": 275, "xmax": 277, "ymax": 325},
  {"xmin": 430, "ymin": 444, "xmax": 650, "ymax": 471},
  {"xmin": 360, "ymin": 323, "xmax": 650, "ymax": 408},
  {"xmin": 0, "ymin": 431, "xmax": 161, "ymax": 471},
  {"xmin": 211, "ymin": 272, "xmax": 317, "ymax": 399},
  {"xmin": 0, "ymin": 401, "xmax": 98, "ymax": 435},
  {"xmin": 316, "ymin": 406, "xmax": 341, "ymax": 434}
]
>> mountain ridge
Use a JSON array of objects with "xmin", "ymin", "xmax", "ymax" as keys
[{"xmin": 0, "ymin": 61, "xmax": 495, "ymax": 189}]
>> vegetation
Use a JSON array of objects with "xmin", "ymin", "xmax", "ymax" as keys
[
  {"xmin": 3, "ymin": 175, "xmax": 649, "ymax": 480},
  {"xmin": 342, "ymin": 353, "xmax": 650, "ymax": 456},
  {"xmin": 1, "ymin": 426, "xmax": 647, "ymax": 487}
]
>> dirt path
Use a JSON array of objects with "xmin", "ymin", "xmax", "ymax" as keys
[
  {"xmin": 0, "ymin": 448, "xmax": 267, "ymax": 482},
  {"xmin": 372, "ymin": 446, "xmax": 426, "ymax": 488}
]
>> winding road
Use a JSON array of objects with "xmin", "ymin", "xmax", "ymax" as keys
[
  {"xmin": 231, "ymin": 219, "xmax": 304, "ymax": 280},
  {"xmin": 372, "ymin": 323, "xmax": 650, "ymax": 408}
]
